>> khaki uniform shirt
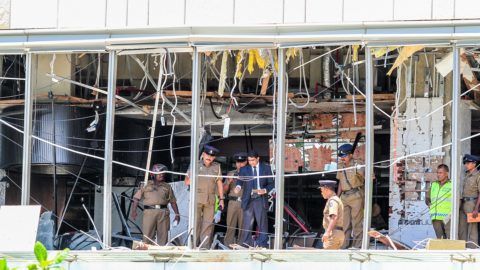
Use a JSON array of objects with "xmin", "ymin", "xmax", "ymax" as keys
[
  {"xmin": 188, "ymin": 161, "xmax": 222, "ymax": 205},
  {"xmin": 134, "ymin": 181, "xmax": 176, "ymax": 206},
  {"xmin": 323, "ymin": 195, "xmax": 344, "ymax": 230},
  {"xmin": 227, "ymin": 170, "xmax": 243, "ymax": 198},
  {"xmin": 336, "ymin": 160, "xmax": 365, "ymax": 191},
  {"xmin": 462, "ymin": 170, "xmax": 480, "ymax": 198}
]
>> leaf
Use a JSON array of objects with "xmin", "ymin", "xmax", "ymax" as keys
[
  {"xmin": 33, "ymin": 242, "xmax": 48, "ymax": 264},
  {"xmin": 53, "ymin": 249, "xmax": 70, "ymax": 265},
  {"xmin": 0, "ymin": 258, "xmax": 8, "ymax": 270},
  {"xmin": 40, "ymin": 260, "xmax": 53, "ymax": 269},
  {"xmin": 26, "ymin": 264, "xmax": 38, "ymax": 270}
]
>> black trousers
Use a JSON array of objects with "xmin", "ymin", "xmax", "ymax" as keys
[{"xmin": 239, "ymin": 197, "xmax": 269, "ymax": 247}]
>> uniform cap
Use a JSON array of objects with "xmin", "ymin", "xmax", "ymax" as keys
[
  {"xmin": 203, "ymin": 145, "xmax": 219, "ymax": 156},
  {"xmin": 463, "ymin": 154, "xmax": 480, "ymax": 164},
  {"xmin": 233, "ymin": 152, "xmax": 247, "ymax": 162},
  {"xmin": 152, "ymin": 163, "xmax": 167, "ymax": 173},
  {"xmin": 318, "ymin": 180, "xmax": 338, "ymax": 190},
  {"xmin": 338, "ymin": 144, "xmax": 354, "ymax": 158}
]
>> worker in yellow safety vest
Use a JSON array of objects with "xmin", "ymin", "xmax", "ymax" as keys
[{"xmin": 426, "ymin": 164, "xmax": 452, "ymax": 239}]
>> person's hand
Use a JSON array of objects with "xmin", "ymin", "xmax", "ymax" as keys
[
  {"xmin": 130, "ymin": 211, "xmax": 137, "ymax": 220},
  {"xmin": 473, "ymin": 209, "xmax": 479, "ymax": 219},
  {"xmin": 219, "ymin": 200, "xmax": 225, "ymax": 210},
  {"xmin": 322, "ymin": 230, "xmax": 332, "ymax": 242},
  {"xmin": 257, "ymin": 189, "xmax": 267, "ymax": 195},
  {"xmin": 234, "ymin": 186, "xmax": 241, "ymax": 194}
]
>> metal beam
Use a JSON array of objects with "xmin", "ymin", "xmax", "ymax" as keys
[
  {"xmin": 187, "ymin": 48, "xmax": 201, "ymax": 249},
  {"xmin": 21, "ymin": 53, "xmax": 33, "ymax": 205},
  {"xmin": 143, "ymin": 59, "xmax": 163, "ymax": 185},
  {"xmin": 103, "ymin": 51, "xmax": 117, "ymax": 247},
  {"xmin": 274, "ymin": 48, "xmax": 287, "ymax": 250},
  {"xmin": 450, "ymin": 46, "xmax": 461, "ymax": 240},
  {"xmin": 362, "ymin": 47, "xmax": 374, "ymax": 249}
]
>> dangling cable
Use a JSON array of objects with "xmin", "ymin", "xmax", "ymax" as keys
[
  {"xmin": 160, "ymin": 53, "xmax": 168, "ymax": 125},
  {"xmin": 288, "ymin": 50, "xmax": 311, "ymax": 109},
  {"xmin": 169, "ymin": 52, "xmax": 178, "ymax": 164},
  {"xmin": 269, "ymin": 49, "xmax": 277, "ymax": 167},
  {"xmin": 230, "ymin": 50, "xmax": 243, "ymax": 107},
  {"xmin": 93, "ymin": 53, "xmax": 101, "ymax": 100}
]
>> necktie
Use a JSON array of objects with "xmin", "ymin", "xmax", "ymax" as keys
[{"xmin": 253, "ymin": 166, "xmax": 260, "ymax": 189}]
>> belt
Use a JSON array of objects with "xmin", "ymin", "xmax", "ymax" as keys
[
  {"xmin": 462, "ymin": 197, "xmax": 478, "ymax": 202},
  {"xmin": 227, "ymin": 195, "xmax": 241, "ymax": 202},
  {"xmin": 251, "ymin": 193, "xmax": 266, "ymax": 199},
  {"xmin": 343, "ymin": 187, "xmax": 360, "ymax": 195},
  {"xmin": 144, "ymin": 204, "xmax": 167, "ymax": 210}
]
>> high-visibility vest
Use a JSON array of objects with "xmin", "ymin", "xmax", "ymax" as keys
[{"xmin": 429, "ymin": 180, "xmax": 452, "ymax": 221}]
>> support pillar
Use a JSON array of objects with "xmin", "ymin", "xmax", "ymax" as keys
[{"xmin": 103, "ymin": 51, "xmax": 117, "ymax": 247}]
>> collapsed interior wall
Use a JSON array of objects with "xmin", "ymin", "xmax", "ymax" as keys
[{"xmin": 387, "ymin": 49, "xmax": 473, "ymax": 246}]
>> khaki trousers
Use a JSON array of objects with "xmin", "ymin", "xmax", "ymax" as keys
[
  {"xmin": 323, "ymin": 230, "xmax": 345, "ymax": 250},
  {"xmin": 432, "ymin": 219, "xmax": 450, "ymax": 239},
  {"xmin": 142, "ymin": 209, "xmax": 170, "ymax": 245},
  {"xmin": 224, "ymin": 200, "xmax": 243, "ymax": 247},
  {"xmin": 459, "ymin": 200, "xmax": 478, "ymax": 248},
  {"xmin": 341, "ymin": 191, "xmax": 364, "ymax": 249},
  {"xmin": 196, "ymin": 202, "xmax": 215, "ymax": 248}
]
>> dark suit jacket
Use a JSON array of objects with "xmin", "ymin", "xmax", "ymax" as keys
[{"xmin": 238, "ymin": 162, "xmax": 274, "ymax": 210}]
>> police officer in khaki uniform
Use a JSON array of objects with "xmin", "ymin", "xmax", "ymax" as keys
[
  {"xmin": 223, "ymin": 152, "xmax": 247, "ymax": 247},
  {"xmin": 131, "ymin": 164, "xmax": 180, "ymax": 245},
  {"xmin": 459, "ymin": 154, "xmax": 480, "ymax": 248},
  {"xmin": 185, "ymin": 145, "xmax": 225, "ymax": 248},
  {"xmin": 319, "ymin": 180, "xmax": 345, "ymax": 250},
  {"xmin": 336, "ymin": 143, "xmax": 365, "ymax": 249}
]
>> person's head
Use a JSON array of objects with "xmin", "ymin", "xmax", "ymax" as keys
[
  {"xmin": 151, "ymin": 163, "xmax": 167, "ymax": 182},
  {"xmin": 247, "ymin": 151, "xmax": 260, "ymax": 167},
  {"xmin": 338, "ymin": 144, "xmax": 354, "ymax": 164},
  {"xmin": 436, "ymin": 164, "xmax": 449, "ymax": 182},
  {"xmin": 233, "ymin": 152, "xmax": 248, "ymax": 170},
  {"xmin": 202, "ymin": 145, "xmax": 219, "ymax": 166},
  {"xmin": 463, "ymin": 154, "xmax": 479, "ymax": 172},
  {"xmin": 318, "ymin": 180, "xmax": 337, "ymax": 199}
]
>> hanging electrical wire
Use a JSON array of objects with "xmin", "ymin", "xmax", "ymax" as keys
[
  {"xmin": 169, "ymin": 52, "xmax": 178, "ymax": 164},
  {"xmin": 288, "ymin": 50, "xmax": 311, "ymax": 109}
]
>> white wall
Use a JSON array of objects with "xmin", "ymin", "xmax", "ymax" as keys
[{"xmin": 5, "ymin": 0, "xmax": 480, "ymax": 29}]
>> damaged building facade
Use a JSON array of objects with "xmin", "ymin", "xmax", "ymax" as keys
[{"xmin": 1, "ymin": 0, "xmax": 480, "ymax": 269}]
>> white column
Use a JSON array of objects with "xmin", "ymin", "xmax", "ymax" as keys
[
  {"xmin": 103, "ymin": 51, "xmax": 117, "ymax": 247},
  {"xmin": 274, "ymin": 48, "xmax": 287, "ymax": 250},
  {"xmin": 21, "ymin": 53, "xmax": 34, "ymax": 205},
  {"xmin": 188, "ymin": 48, "xmax": 202, "ymax": 249}
]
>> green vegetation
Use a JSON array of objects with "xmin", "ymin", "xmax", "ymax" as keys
[{"xmin": 0, "ymin": 242, "xmax": 69, "ymax": 270}]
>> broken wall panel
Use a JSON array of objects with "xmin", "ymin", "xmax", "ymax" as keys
[
  {"xmin": 284, "ymin": 144, "xmax": 304, "ymax": 172},
  {"xmin": 390, "ymin": 97, "xmax": 444, "ymax": 245},
  {"xmin": 306, "ymin": 145, "xmax": 333, "ymax": 172},
  {"xmin": 340, "ymin": 113, "xmax": 366, "ymax": 140}
]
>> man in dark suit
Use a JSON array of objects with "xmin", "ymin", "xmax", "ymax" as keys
[{"xmin": 234, "ymin": 151, "xmax": 274, "ymax": 248}]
